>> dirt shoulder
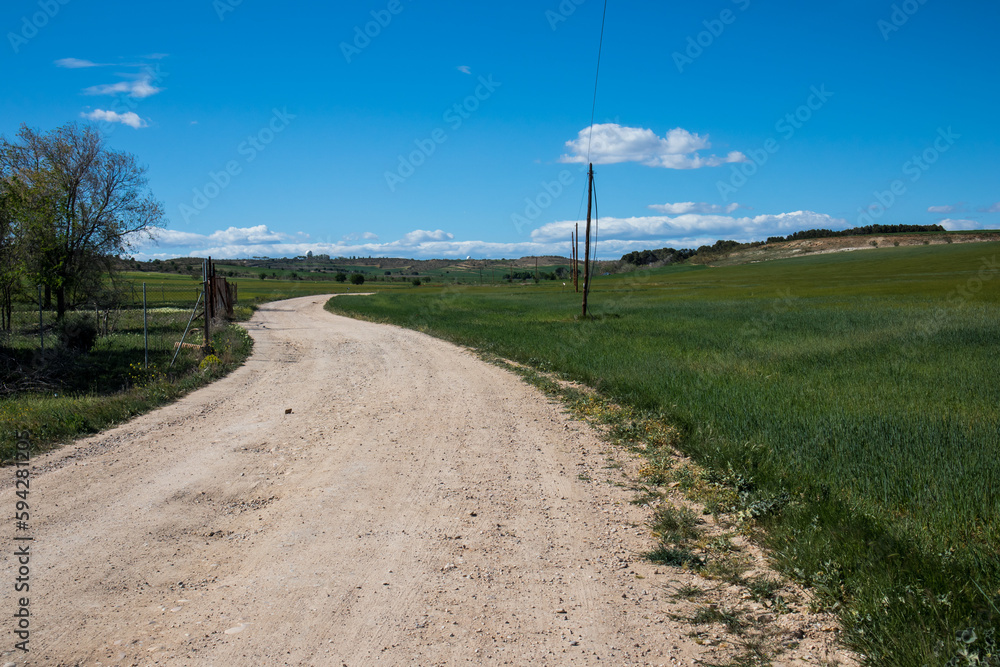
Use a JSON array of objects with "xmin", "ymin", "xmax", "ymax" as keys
[{"xmin": 2, "ymin": 296, "xmax": 854, "ymax": 666}]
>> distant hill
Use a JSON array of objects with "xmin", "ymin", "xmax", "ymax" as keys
[
  {"xmin": 117, "ymin": 226, "xmax": 1000, "ymax": 281},
  {"xmin": 696, "ymin": 229, "xmax": 1000, "ymax": 267},
  {"xmin": 115, "ymin": 254, "xmax": 590, "ymax": 284},
  {"xmin": 617, "ymin": 227, "xmax": 1000, "ymax": 270}
]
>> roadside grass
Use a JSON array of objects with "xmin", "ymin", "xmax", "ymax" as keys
[
  {"xmin": 1, "ymin": 321, "xmax": 254, "ymax": 461},
  {"xmin": 325, "ymin": 242, "xmax": 1000, "ymax": 666}
]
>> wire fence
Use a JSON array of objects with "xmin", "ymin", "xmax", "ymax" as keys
[{"xmin": 0, "ymin": 284, "xmax": 208, "ymax": 394}]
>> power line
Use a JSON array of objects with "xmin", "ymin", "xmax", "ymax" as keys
[{"xmin": 585, "ymin": 0, "xmax": 610, "ymax": 165}]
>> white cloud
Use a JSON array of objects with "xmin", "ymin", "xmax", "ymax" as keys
[
  {"xmin": 132, "ymin": 212, "xmax": 849, "ymax": 261},
  {"xmin": 457, "ymin": 65, "xmax": 472, "ymax": 74},
  {"xmin": 55, "ymin": 57, "xmax": 102, "ymax": 68},
  {"xmin": 940, "ymin": 218, "xmax": 983, "ymax": 231},
  {"xmin": 148, "ymin": 225, "xmax": 298, "ymax": 248},
  {"xmin": 81, "ymin": 109, "xmax": 147, "ymax": 129},
  {"xmin": 211, "ymin": 225, "xmax": 296, "ymax": 245},
  {"xmin": 648, "ymin": 202, "xmax": 742, "ymax": 215},
  {"xmin": 982, "ymin": 202, "xmax": 1000, "ymax": 213},
  {"xmin": 928, "ymin": 203, "xmax": 968, "ymax": 214},
  {"xmin": 137, "ymin": 225, "xmax": 546, "ymax": 261},
  {"xmin": 532, "ymin": 210, "xmax": 846, "ymax": 244},
  {"xmin": 84, "ymin": 73, "xmax": 162, "ymax": 98},
  {"xmin": 399, "ymin": 229, "xmax": 454, "ymax": 245},
  {"xmin": 560, "ymin": 124, "xmax": 746, "ymax": 170}
]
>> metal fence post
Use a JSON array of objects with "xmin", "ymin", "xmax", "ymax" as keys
[
  {"xmin": 37, "ymin": 285, "xmax": 43, "ymax": 356},
  {"xmin": 143, "ymin": 283, "xmax": 148, "ymax": 369},
  {"xmin": 203, "ymin": 258, "xmax": 211, "ymax": 351}
]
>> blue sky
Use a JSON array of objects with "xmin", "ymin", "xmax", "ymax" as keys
[{"xmin": 2, "ymin": 0, "xmax": 998, "ymax": 260}]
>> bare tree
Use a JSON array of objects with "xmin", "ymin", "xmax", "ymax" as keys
[{"xmin": 0, "ymin": 122, "xmax": 165, "ymax": 318}]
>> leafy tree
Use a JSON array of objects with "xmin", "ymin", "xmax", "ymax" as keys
[
  {"xmin": 334, "ymin": 271, "xmax": 347, "ymax": 283},
  {"xmin": 0, "ymin": 123, "xmax": 165, "ymax": 319},
  {"xmin": 350, "ymin": 273, "xmax": 365, "ymax": 285}
]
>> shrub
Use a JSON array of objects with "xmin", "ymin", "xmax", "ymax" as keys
[
  {"xmin": 334, "ymin": 272, "xmax": 347, "ymax": 282},
  {"xmin": 650, "ymin": 504, "xmax": 700, "ymax": 545},
  {"xmin": 211, "ymin": 324, "xmax": 254, "ymax": 365},
  {"xmin": 58, "ymin": 314, "xmax": 98, "ymax": 352},
  {"xmin": 411, "ymin": 278, "xmax": 422, "ymax": 287},
  {"xmin": 232, "ymin": 305, "xmax": 255, "ymax": 321},
  {"xmin": 644, "ymin": 546, "xmax": 704, "ymax": 569},
  {"xmin": 350, "ymin": 273, "xmax": 365, "ymax": 285},
  {"xmin": 199, "ymin": 354, "xmax": 221, "ymax": 372}
]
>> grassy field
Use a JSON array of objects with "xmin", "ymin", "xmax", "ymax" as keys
[
  {"xmin": 326, "ymin": 242, "xmax": 1000, "ymax": 665},
  {"xmin": 118, "ymin": 271, "xmax": 363, "ymax": 301},
  {"xmin": 0, "ymin": 273, "xmax": 270, "ymax": 459}
]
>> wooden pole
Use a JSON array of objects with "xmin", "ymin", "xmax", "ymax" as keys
[
  {"xmin": 582, "ymin": 164, "xmax": 594, "ymax": 317},
  {"xmin": 574, "ymin": 225, "xmax": 579, "ymax": 292},
  {"xmin": 569, "ymin": 232, "xmax": 576, "ymax": 290}
]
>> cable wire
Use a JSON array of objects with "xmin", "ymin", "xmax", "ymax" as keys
[{"xmin": 585, "ymin": 0, "xmax": 610, "ymax": 164}]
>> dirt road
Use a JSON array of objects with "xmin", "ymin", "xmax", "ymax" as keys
[{"xmin": 1, "ymin": 297, "xmax": 849, "ymax": 666}]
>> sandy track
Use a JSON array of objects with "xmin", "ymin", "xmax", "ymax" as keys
[{"xmin": 2, "ymin": 297, "xmax": 845, "ymax": 666}]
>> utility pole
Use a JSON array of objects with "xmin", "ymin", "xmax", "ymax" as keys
[
  {"xmin": 569, "ymin": 232, "xmax": 576, "ymax": 284},
  {"xmin": 582, "ymin": 164, "xmax": 594, "ymax": 318},
  {"xmin": 574, "ymin": 224, "xmax": 580, "ymax": 292}
]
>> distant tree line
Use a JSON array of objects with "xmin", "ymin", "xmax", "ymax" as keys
[
  {"xmin": 502, "ymin": 267, "xmax": 570, "ymax": 282},
  {"xmin": 619, "ymin": 247, "xmax": 698, "ymax": 267},
  {"xmin": 766, "ymin": 224, "xmax": 946, "ymax": 244}
]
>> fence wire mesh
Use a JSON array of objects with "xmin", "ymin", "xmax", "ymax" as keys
[{"xmin": 0, "ymin": 283, "xmax": 206, "ymax": 395}]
